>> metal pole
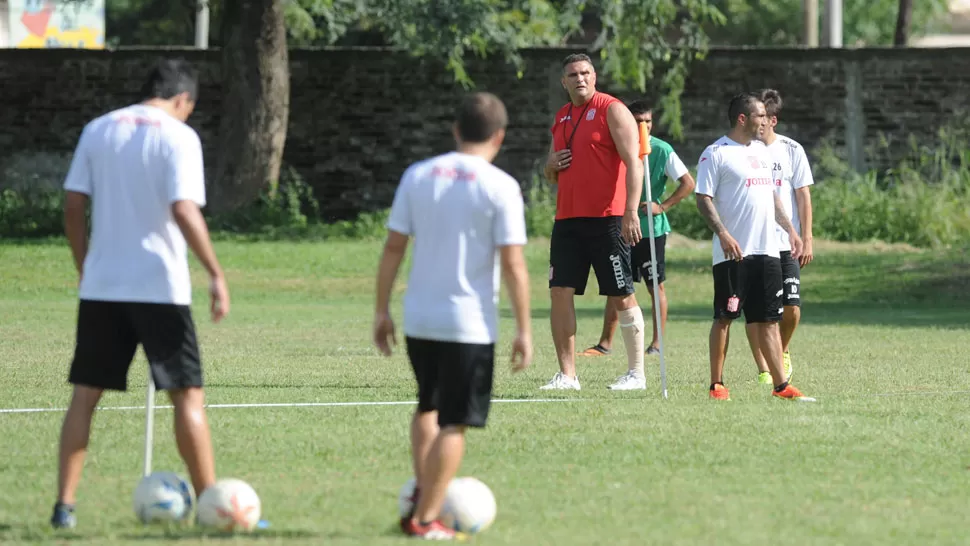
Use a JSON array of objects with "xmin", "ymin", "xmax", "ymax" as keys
[
  {"xmin": 195, "ymin": 0, "xmax": 210, "ymax": 49},
  {"xmin": 824, "ymin": 0, "xmax": 843, "ymax": 48},
  {"xmin": 804, "ymin": 0, "xmax": 819, "ymax": 47}
]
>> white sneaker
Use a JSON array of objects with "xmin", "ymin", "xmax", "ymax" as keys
[
  {"xmin": 608, "ymin": 370, "xmax": 646, "ymax": 390},
  {"xmin": 539, "ymin": 372, "xmax": 581, "ymax": 391}
]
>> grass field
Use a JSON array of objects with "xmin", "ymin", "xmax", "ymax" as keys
[{"xmin": 1, "ymin": 236, "xmax": 968, "ymax": 545}]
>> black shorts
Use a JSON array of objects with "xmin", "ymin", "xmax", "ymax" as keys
[
  {"xmin": 405, "ymin": 337, "xmax": 494, "ymax": 428},
  {"xmin": 631, "ymin": 234, "xmax": 667, "ymax": 285},
  {"xmin": 712, "ymin": 255, "xmax": 784, "ymax": 324},
  {"xmin": 781, "ymin": 251, "xmax": 801, "ymax": 307},
  {"xmin": 549, "ymin": 217, "xmax": 635, "ymax": 296},
  {"xmin": 68, "ymin": 300, "xmax": 203, "ymax": 391}
]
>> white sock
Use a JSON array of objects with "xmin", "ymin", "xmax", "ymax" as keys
[{"xmin": 618, "ymin": 307, "xmax": 645, "ymax": 377}]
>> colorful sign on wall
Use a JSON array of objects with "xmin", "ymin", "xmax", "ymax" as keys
[{"xmin": 6, "ymin": 0, "xmax": 104, "ymax": 49}]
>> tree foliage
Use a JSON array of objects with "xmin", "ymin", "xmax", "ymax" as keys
[{"xmin": 705, "ymin": 0, "xmax": 950, "ymax": 46}]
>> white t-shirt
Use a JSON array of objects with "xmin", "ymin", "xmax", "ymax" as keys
[
  {"xmin": 665, "ymin": 152, "xmax": 689, "ymax": 181},
  {"xmin": 387, "ymin": 151, "xmax": 527, "ymax": 344},
  {"xmin": 63, "ymin": 104, "xmax": 206, "ymax": 305},
  {"xmin": 764, "ymin": 134, "xmax": 814, "ymax": 251},
  {"xmin": 695, "ymin": 137, "xmax": 780, "ymax": 265}
]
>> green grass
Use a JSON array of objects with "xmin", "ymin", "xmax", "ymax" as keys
[{"xmin": 1, "ymin": 237, "xmax": 969, "ymax": 545}]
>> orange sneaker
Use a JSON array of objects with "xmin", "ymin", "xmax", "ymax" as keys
[
  {"xmin": 578, "ymin": 344, "xmax": 611, "ymax": 357},
  {"xmin": 709, "ymin": 383, "xmax": 731, "ymax": 400},
  {"xmin": 772, "ymin": 383, "xmax": 816, "ymax": 402}
]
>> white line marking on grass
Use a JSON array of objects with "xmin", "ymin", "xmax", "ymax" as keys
[
  {"xmin": 867, "ymin": 390, "xmax": 970, "ymax": 397},
  {"xmin": 0, "ymin": 398, "xmax": 585, "ymax": 415}
]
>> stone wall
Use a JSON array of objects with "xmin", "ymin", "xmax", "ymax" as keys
[{"xmin": 1, "ymin": 46, "xmax": 968, "ymax": 220}]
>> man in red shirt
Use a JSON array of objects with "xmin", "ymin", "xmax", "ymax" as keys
[{"xmin": 540, "ymin": 53, "xmax": 647, "ymax": 391}]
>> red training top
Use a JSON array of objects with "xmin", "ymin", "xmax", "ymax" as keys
[{"xmin": 550, "ymin": 92, "xmax": 627, "ymax": 220}]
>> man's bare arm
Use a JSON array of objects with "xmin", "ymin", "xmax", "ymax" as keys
[
  {"xmin": 773, "ymin": 192, "xmax": 797, "ymax": 234},
  {"xmin": 375, "ymin": 231, "xmax": 410, "ymax": 315},
  {"xmin": 500, "ymin": 245, "xmax": 531, "ymax": 334},
  {"xmin": 696, "ymin": 194, "xmax": 727, "ymax": 235},
  {"xmin": 172, "ymin": 200, "xmax": 224, "ymax": 279},
  {"xmin": 607, "ymin": 103, "xmax": 644, "ymax": 210},
  {"xmin": 64, "ymin": 191, "xmax": 89, "ymax": 276},
  {"xmin": 660, "ymin": 173, "xmax": 696, "ymax": 212},
  {"xmin": 795, "ymin": 187, "xmax": 813, "ymax": 240}
]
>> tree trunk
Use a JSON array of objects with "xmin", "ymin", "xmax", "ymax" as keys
[
  {"xmin": 210, "ymin": 0, "xmax": 289, "ymax": 214},
  {"xmin": 894, "ymin": 0, "xmax": 913, "ymax": 46}
]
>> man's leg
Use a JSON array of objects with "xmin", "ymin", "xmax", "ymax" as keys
[
  {"xmin": 579, "ymin": 302, "xmax": 618, "ymax": 356},
  {"xmin": 781, "ymin": 305, "xmax": 801, "ymax": 353},
  {"xmin": 550, "ymin": 286, "xmax": 578, "ymax": 379},
  {"xmin": 709, "ymin": 318, "xmax": 732, "ymax": 385},
  {"xmin": 167, "ymin": 388, "xmax": 216, "ymax": 497},
  {"xmin": 745, "ymin": 323, "xmax": 772, "ymax": 383},
  {"xmin": 755, "ymin": 321, "xmax": 787, "ymax": 386},
  {"xmin": 645, "ymin": 282, "xmax": 667, "ymax": 352},
  {"xmin": 410, "ymin": 410, "xmax": 438, "ymax": 487},
  {"xmin": 413, "ymin": 424, "xmax": 467, "ymax": 524},
  {"xmin": 53, "ymin": 300, "xmax": 138, "ymax": 528},
  {"xmin": 56, "ymin": 386, "xmax": 103, "ymax": 506},
  {"xmin": 611, "ymin": 293, "xmax": 645, "ymax": 380}
]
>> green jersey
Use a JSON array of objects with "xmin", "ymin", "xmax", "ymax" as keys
[{"xmin": 639, "ymin": 136, "xmax": 688, "ymax": 238}]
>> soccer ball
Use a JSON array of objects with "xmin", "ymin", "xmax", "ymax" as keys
[
  {"xmin": 440, "ymin": 477, "xmax": 497, "ymax": 534},
  {"xmin": 397, "ymin": 476, "xmax": 418, "ymax": 518},
  {"xmin": 197, "ymin": 478, "xmax": 261, "ymax": 532},
  {"xmin": 132, "ymin": 471, "xmax": 194, "ymax": 523}
]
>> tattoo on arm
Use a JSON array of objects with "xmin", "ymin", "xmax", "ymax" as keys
[
  {"xmin": 696, "ymin": 195, "xmax": 726, "ymax": 235},
  {"xmin": 773, "ymin": 192, "xmax": 796, "ymax": 233}
]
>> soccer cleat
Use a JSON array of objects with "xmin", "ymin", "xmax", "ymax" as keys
[
  {"xmin": 772, "ymin": 383, "xmax": 816, "ymax": 402},
  {"xmin": 608, "ymin": 370, "xmax": 646, "ymax": 390},
  {"xmin": 578, "ymin": 344, "xmax": 610, "ymax": 357},
  {"xmin": 645, "ymin": 346, "xmax": 660, "ymax": 356},
  {"xmin": 709, "ymin": 383, "xmax": 731, "ymax": 400},
  {"xmin": 783, "ymin": 351, "xmax": 793, "ymax": 382},
  {"xmin": 403, "ymin": 519, "xmax": 467, "ymax": 541},
  {"xmin": 758, "ymin": 371, "xmax": 773, "ymax": 385},
  {"xmin": 50, "ymin": 502, "xmax": 76, "ymax": 529},
  {"xmin": 400, "ymin": 487, "xmax": 420, "ymax": 532},
  {"xmin": 539, "ymin": 372, "xmax": 581, "ymax": 390}
]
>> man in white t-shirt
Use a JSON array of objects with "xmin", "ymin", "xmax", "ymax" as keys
[
  {"xmin": 745, "ymin": 89, "xmax": 816, "ymax": 385},
  {"xmin": 694, "ymin": 92, "xmax": 813, "ymax": 402},
  {"xmin": 580, "ymin": 101, "xmax": 696, "ymax": 380},
  {"xmin": 374, "ymin": 92, "xmax": 532, "ymax": 540},
  {"xmin": 52, "ymin": 60, "xmax": 229, "ymax": 529}
]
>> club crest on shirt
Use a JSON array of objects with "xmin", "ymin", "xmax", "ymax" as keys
[{"xmin": 586, "ymin": 108, "xmax": 597, "ymax": 121}]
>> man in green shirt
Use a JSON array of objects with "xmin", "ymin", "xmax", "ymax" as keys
[{"xmin": 580, "ymin": 101, "xmax": 696, "ymax": 366}]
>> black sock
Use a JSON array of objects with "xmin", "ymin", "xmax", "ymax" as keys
[
  {"xmin": 710, "ymin": 382, "xmax": 724, "ymax": 390},
  {"xmin": 774, "ymin": 381, "xmax": 789, "ymax": 393},
  {"xmin": 54, "ymin": 502, "xmax": 74, "ymax": 512},
  {"xmin": 419, "ymin": 520, "xmax": 433, "ymax": 527}
]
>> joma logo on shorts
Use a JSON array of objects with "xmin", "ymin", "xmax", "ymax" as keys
[{"xmin": 609, "ymin": 254, "xmax": 626, "ymax": 289}]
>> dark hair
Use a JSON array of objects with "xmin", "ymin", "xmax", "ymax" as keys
[
  {"xmin": 627, "ymin": 100, "xmax": 653, "ymax": 117},
  {"xmin": 727, "ymin": 92, "xmax": 762, "ymax": 126},
  {"xmin": 759, "ymin": 88, "xmax": 783, "ymax": 117},
  {"xmin": 561, "ymin": 53, "xmax": 594, "ymax": 73},
  {"xmin": 141, "ymin": 59, "xmax": 199, "ymax": 102},
  {"xmin": 456, "ymin": 92, "xmax": 508, "ymax": 143}
]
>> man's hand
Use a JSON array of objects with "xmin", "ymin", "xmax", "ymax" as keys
[
  {"xmin": 510, "ymin": 331, "xmax": 533, "ymax": 373},
  {"xmin": 547, "ymin": 149, "xmax": 571, "ymax": 172},
  {"xmin": 789, "ymin": 230, "xmax": 804, "ymax": 261},
  {"xmin": 373, "ymin": 312, "xmax": 397, "ymax": 357},
  {"xmin": 639, "ymin": 202, "xmax": 663, "ymax": 216},
  {"xmin": 719, "ymin": 232, "xmax": 743, "ymax": 262},
  {"xmin": 799, "ymin": 236, "xmax": 814, "ymax": 267},
  {"xmin": 621, "ymin": 210, "xmax": 642, "ymax": 245},
  {"xmin": 209, "ymin": 275, "xmax": 230, "ymax": 323}
]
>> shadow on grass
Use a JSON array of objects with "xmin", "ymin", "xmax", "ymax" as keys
[
  {"xmin": 118, "ymin": 528, "xmax": 322, "ymax": 541},
  {"xmin": 507, "ymin": 248, "xmax": 970, "ymax": 329}
]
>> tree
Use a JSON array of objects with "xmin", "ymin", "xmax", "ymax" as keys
[
  {"xmin": 705, "ymin": 0, "xmax": 948, "ymax": 47},
  {"xmin": 209, "ymin": 0, "xmax": 290, "ymax": 214},
  {"xmin": 894, "ymin": 0, "xmax": 913, "ymax": 46}
]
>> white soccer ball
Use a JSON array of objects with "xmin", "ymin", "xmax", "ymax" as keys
[
  {"xmin": 440, "ymin": 477, "xmax": 497, "ymax": 534},
  {"xmin": 398, "ymin": 477, "xmax": 418, "ymax": 518},
  {"xmin": 197, "ymin": 478, "xmax": 261, "ymax": 532},
  {"xmin": 133, "ymin": 471, "xmax": 194, "ymax": 523}
]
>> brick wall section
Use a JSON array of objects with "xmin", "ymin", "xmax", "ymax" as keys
[{"xmin": 1, "ymin": 47, "xmax": 968, "ymax": 220}]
